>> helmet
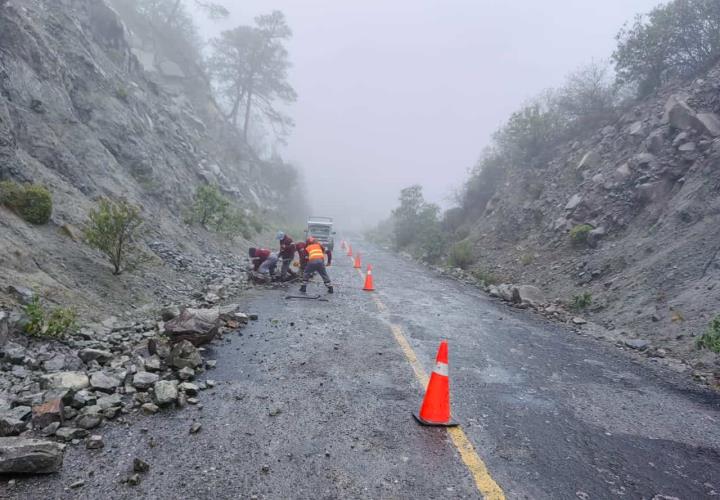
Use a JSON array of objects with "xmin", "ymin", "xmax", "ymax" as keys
[
  {"xmin": 306, "ymin": 237, "xmax": 316, "ymax": 245},
  {"xmin": 276, "ymin": 231, "xmax": 285, "ymax": 241}
]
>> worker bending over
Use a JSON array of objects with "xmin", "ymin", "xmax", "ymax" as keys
[{"xmin": 300, "ymin": 237, "xmax": 333, "ymax": 294}]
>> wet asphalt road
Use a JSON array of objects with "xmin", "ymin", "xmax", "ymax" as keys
[{"xmin": 6, "ymin": 241, "xmax": 720, "ymax": 499}]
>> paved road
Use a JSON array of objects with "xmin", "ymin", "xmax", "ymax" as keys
[{"xmin": 8, "ymin": 241, "xmax": 720, "ymax": 499}]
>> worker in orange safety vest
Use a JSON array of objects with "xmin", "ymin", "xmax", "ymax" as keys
[{"xmin": 299, "ymin": 237, "xmax": 333, "ymax": 294}]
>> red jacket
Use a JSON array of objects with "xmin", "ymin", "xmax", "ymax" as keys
[
  {"xmin": 279, "ymin": 235, "xmax": 296, "ymax": 260},
  {"xmin": 252, "ymin": 248, "xmax": 271, "ymax": 271},
  {"xmin": 296, "ymin": 242, "xmax": 307, "ymax": 267}
]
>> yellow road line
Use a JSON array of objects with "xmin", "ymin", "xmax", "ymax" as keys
[{"xmin": 350, "ymin": 253, "xmax": 505, "ymax": 499}]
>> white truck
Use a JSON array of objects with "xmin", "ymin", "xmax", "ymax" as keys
[{"xmin": 305, "ymin": 216, "xmax": 335, "ymax": 252}]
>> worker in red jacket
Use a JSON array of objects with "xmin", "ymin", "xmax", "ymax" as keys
[
  {"xmin": 295, "ymin": 241, "xmax": 307, "ymax": 273},
  {"xmin": 276, "ymin": 231, "xmax": 297, "ymax": 281},
  {"xmin": 248, "ymin": 247, "xmax": 271, "ymax": 271}
]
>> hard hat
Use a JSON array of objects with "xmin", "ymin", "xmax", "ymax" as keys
[
  {"xmin": 307, "ymin": 236, "xmax": 316, "ymax": 244},
  {"xmin": 276, "ymin": 231, "xmax": 285, "ymax": 241}
]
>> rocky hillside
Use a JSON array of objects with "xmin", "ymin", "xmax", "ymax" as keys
[
  {"xmin": 459, "ymin": 65, "xmax": 720, "ymax": 385},
  {"xmin": 0, "ymin": 0, "xmax": 295, "ymax": 317}
]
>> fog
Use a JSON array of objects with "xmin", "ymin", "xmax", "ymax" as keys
[{"xmin": 196, "ymin": 0, "xmax": 664, "ymax": 230}]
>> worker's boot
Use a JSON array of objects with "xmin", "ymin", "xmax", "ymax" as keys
[
  {"xmin": 299, "ymin": 284, "xmax": 307, "ymax": 293},
  {"xmin": 327, "ymin": 285, "xmax": 334, "ymax": 294}
]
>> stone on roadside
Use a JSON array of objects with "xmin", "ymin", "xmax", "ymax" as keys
[
  {"xmin": 78, "ymin": 349, "xmax": 113, "ymax": 365},
  {"xmin": 40, "ymin": 422, "xmax": 60, "ymax": 437},
  {"xmin": 572, "ymin": 317, "xmax": 587, "ymax": 325},
  {"xmin": 160, "ymin": 305, "xmax": 181, "ymax": 322},
  {"xmin": 147, "ymin": 338, "xmax": 171, "ymax": 360},
  {"xmin": 0, "ymin": 415, "xmax": 27, "ymax": 437},
  {"xmin": 132, "ymin": 372, "xmax": 159, "ymax": 390},
  {"xmin": 141, "ymin": 403, "xmax": 159, "ymax": 415},
  {"xmin": 178, "ymin": 382, "xmax": 199, "ymax": 396},
  {"xmin": 31, "ymin": 399, "xmax": 64, "ymax": 430},
  {"xmin": 86, "ymin": 435, "xmax": 104, "ymax": 449},
  {"xmin": 152, "ymin": 380, "xmax": 178, "ymax": 406},
  {"xmin": 144, "ymin": 355, "xmax": 161, "ymax": 372},
  {"xmin": 75, "ymin": 414, "xmax": 102, "ymax": 430},
  {"xmin": 515, "ymin": 285, "xmax": 546, "ymax": 308},
  {"xmin": 54, "ymin": 427, "xmax": 89, "ymax": 442},
  {"xmin": 40, "ymin": 372, "xmax": 89, "ymax": 392},
  {"xmin": 90, "ymin": 372, "xmax": 121, "ymax": 393},
  {"xmin": 177, "ymin": 367, "xmax": 195, "ymax": 381},
  {"xmin": 128, "ymin": 473, "xmax": 141, "ymax": 486},
  {"xmin": 624, "ymin": 338, "xmax": 650, "ymax": 350},
  {"xmin": 164, "ymin": 308, "xmax": 220, "ymax": 346},
  {"xmin": 71, "ymin": 390, "xmax": 97, "ymax": 409},
  {"xmin": 169, "ymin": 340, "xmax": 203, "ymax": 370},
  {"xmin": 0, "ymin": 437, "xmax": 64, "ymax": 473},
  {"xmin": 189, "ymin": 422, "xmax": 202, "ymax": 434},
  {"xmin": 133, "ymin": 457, "xmax": 150, "ymax": 473}
]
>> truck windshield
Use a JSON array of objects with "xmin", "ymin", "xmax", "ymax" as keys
[{"xmin": 308, "ymin": 225, "xmax": 330, "ymax": 237}]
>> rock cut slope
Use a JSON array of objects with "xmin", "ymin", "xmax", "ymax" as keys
[
  {"xmin": 0, "ymin": 0, "xmax": 287, "ymax": 316},
  {"xmin": 464, "ymin": 65, "xmax": 720, "ymax": 384}
]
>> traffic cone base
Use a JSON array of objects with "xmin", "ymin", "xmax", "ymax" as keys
[{"xmin": 412, "ymin": 411, "xmax": 457, "ymax": 427}]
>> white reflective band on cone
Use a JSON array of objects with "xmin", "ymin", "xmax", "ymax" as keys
[{"xmin": 433, "ymin": 361, "xmax": 449, "ymax": 377}]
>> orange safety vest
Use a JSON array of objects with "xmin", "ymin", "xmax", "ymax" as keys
[{"xmin": 306, "ymin": 242, "xmax": 325, "ymax": 262}]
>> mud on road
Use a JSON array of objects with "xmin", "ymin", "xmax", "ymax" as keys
[{"xmin": 6, "ymin": 242, "xmax": 720, "ymax": 499}]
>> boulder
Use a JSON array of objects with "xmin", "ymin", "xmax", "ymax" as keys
[
  {"xmin": 615, "ymin": 163, "xmax": 632, "ymax": 181},
  {"xmin": 160, "ymin": 305, "xmax": 181, "ymax": 321},
  {"xmin": 628, "ymin": 121, "xmax": 645, "ymax": 136},
  {"xmin": 496, "ymin": 284, "xmax": 520, "ymax": 303},
  {"xmin": 0, "ymin": 437, "xmax": 64, "ymax": 474},
  {"xmin": 633, "ymin": 152, "xmax": 656, "ymax": 168},
  {"xmin": 31, "ymin": 399, "xmax": 64, "ymax": 430},
  {"xmin": 695, "ymin": 113, "xmax": 720, "ymax": 137},
  {"xmin": 665, "ymin": 96, "xmax": 696, "ymax": 130},
  {"xmin": 645, "ymin": 130, "xmax": 665, "ymax": 154},
  {"xmin": 178, "ymin": 382, "xmax": 199, "ymax": 396},
  {"xmin": 177, "ymin": 367, "xmax": 195, "ymax": 381},
  {"xmin": 0, "ymin": 415, "xmax": 27, "ymax": 437},
  {"xmin": 169, "ymin": 340, "xmax": 203, "ymax": 370},
  {"xmin": 132, "ymin": 372, "xmax": 159, "ymax": 390},
  {"xmin": 565, "ymin": 194, "xmax": 583, "ymax": 211},
  {"xmin": 40, "ymin": 372, "xmax": 90, "ymax": 392},
  {"xmin": 515, "ymin": 285, "xmax": 546, "ymax": 308},
  {"xmin": 90, "ymin": 372, "xmax": 121, "ymax": 393},
  {"xmin": 78, "ymin": 349, "xmax": 113, "ymax": 365},
  {"xmin": 144, "ymin": 355, "xmax": 161, "ymax": 372},
  {"xmin": 55, "ymin": 427, "xmax": 88, "ymax": 442},
  {"xmin": 153, "ymin": 380, "xmax": 178, "ymax": 406},
  {"xmin": 163, "ymin": 308, "xmax": 220, "ymax": 346},
  {"xmin": 587, "ymin": 227, "xmax": 607, "ymax": 248},
  {"xmin": 147, "ymin": 338, "xmax": 171, "ymax": 360},
  {"xmin": 71, "ymin": 390, "xmax": 96, "ymax": 409},
  {"xmin": 624, "ymin": 339, "xmax": 650, "ymax": 350},
  {"xmin": 96, "ymin": 394, "xmax": 122, "ymax": 411},
  {"xmin": 75, "ymin": 414, "xmax": 102, "ymax": 430}
]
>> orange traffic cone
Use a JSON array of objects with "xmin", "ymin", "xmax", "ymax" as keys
[
  {"xmin": 353, "ymin": 253, "xmax": 361, "ymax": 269},
  {"xmin": 347, "ymin": 244, "xmax": 353, "ymax": 257},
  {"xmin": 363, "ymin": 265, "xmax": 375, "ymax": 291},
  {"xmin": 413, "ymin": 341, "xmax": 458, "ymax": 426}
]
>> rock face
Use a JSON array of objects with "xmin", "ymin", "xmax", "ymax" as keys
[
  {"xmin": 164, "ymin": 308, "xmax": 220, "ymax": 346},
  {"xmin": 0, "ymin": 437, "xmax": 64, "ymax": 474}
]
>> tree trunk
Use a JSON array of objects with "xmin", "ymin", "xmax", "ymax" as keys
[{"xmin": 243, "ymin": 90, "xmax": 253, "ymax": 143}]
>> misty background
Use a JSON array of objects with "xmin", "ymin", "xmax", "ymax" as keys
[{"xmin": 194, "ymin": 0, "xmax": 664, "ymax": 230}]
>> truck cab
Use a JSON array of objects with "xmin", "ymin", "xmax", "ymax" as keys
[{"xmin": 306, "ymin": 217, "xmax": 335, "ymax": 252}]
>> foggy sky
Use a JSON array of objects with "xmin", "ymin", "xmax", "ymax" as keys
[{"xmin": 196, "ymin": 0, "xmax": 664, "ymax": 230}]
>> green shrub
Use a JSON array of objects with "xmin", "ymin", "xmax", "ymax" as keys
[
  {"xmin": 570, "ymin": 292, "xmax": 593, "ymax": 311},
  {"xmin": 570, "ymin": 224, "xmax": 593, "ymax": 246},
  {"xmin": 187, "ymin": 184, "xmax": 229, "ymax": 228},
  {"xmin": 84, "ymin": 198, "xmax": 145, "ymax": 275},
  {"xmin": 520, "ymin": 253, "xmax": 534, "ymax": 266},
  {"xmin": 213, "ymin": 207, "xmax": 252, "ymax": 239},
  {"xmin": 23, "ymin": 296, "xmax": 77, "ymax": 339},
  {"xmin": 447, "ymin": 240, "xmax": 475, "ymax": 269},
  {"xmin": 116, "ymin": 87, "xmax": 129, "ymax": 101},
  {"xmin": 471, "ymin": 267, "xmax": 499, "ymax": 286},
  {"xmin": 697, "ymin": 316, "xmax": 720, "ymax": 353},
  {"xmin": 0, "ymin": 181, "xmax": 52, "ymax": 224}
]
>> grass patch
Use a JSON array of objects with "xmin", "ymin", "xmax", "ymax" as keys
[
  {"xmin": 569, "ymin": 224, "xmax": 593, "ymax": 246},
  {"xmin": 0, "ymin": 181, "xmax": 52, "ymax": 224},
  {"xmin": 570, "ymin": 292, "xmax": 592, "ymax": 311},
  {"xmin": 447, "ymin": 240, "xmax": 475, "ymax": 269},
  {"xmin": 23, "ymin": 296, "xmax": 77, "ymax": 339},
  {"xmin": 471, "ymin": 267, "xmax": 499, "ymax": 286},
  {"xmin": 697, "ymin": 316, "xmax": 720, "ymax": 353}
]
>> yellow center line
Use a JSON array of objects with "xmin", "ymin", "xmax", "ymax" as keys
[{"xmin": 349, "ymin": 251, "xmax": 505, "ymax": 500}]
